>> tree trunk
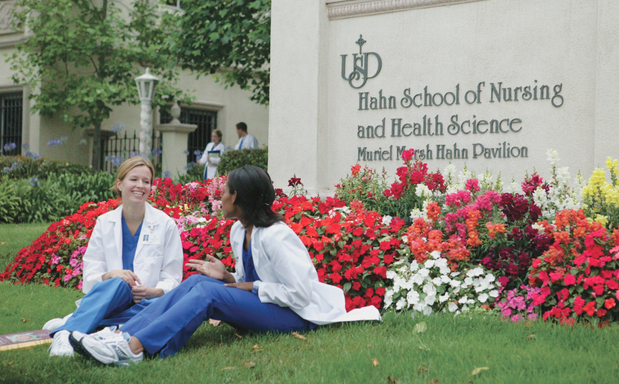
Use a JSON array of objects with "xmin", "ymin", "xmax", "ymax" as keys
[{"xmin": 92, "ymin": 122, "xmax": 102, "ymax": 171}]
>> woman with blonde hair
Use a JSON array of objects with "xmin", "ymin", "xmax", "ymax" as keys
[{"xmin": 47, "ymin": 156, "xmax": 183, "ymax": 358}]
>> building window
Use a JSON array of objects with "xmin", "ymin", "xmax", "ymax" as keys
[
  {"xmin": 160, "ymin": 107, "xmax": 218, "ymax": 164},
  {"xmin": 0, "ymin": 92, "xmax": 23, "ymax": 156}
]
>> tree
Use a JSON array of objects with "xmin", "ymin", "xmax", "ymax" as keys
[
  {"xmin": 9, "ymin": 0, "xmax": 190, "ymax": 170},
  {"xmin": 173, "ymin": 0, "xmax": 271, "ymax": 105}
]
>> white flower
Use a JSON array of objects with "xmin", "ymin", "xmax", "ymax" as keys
[
  {"xmin": 467, "ymin": 267, "xmax": 484, "ymax": 277},
  {"xmin": 478, "ymin": 293, "xmax": 489, "ymax": 303},
  {"xmin": 384, "ymin": 290, "xmax": 394, "ymax": 307},
  {"xmin": 431, "ymin": 277, "xmax": 443, "ymax": 286},
  {"xmin": 386, "ymin": 270, "xmax": 397, "ymax": 280},
  {"xmin": 418, "ymin": 268, "xmax": 430, "ymax": 278},
  {"xmin": 439, "ymin": 293, "xmax": 450, "ymax": 303},
  {"xmin": 423, "ymin": 283, "xmax": 437, "ymax": 297},
  {"xmin": 382, "ymin": 215, "xmax": 393, "ymax": 226},
  {"xmin": 416, "ymin": 184, "xmax": 431, "ymax": 198},
  {"xmin": 410, "ymin": 261, "xmax": 419, "ymax": 272},
  {"xmin": 489, "ymin": 290, "xmax": 499, "ymax": 298},
  {"xmin": 421, "ymin": 306, "xmax": 433, "ymax": 316},
  {"xmin": 531, "ymin": 223, "xmax": 545, "ymax": 232},
  {"xmin": 395, "ymin": 298, "xmax": 407, "ymax": 311},
  {"xmin": 400, "ymin": 278, "xmax": 414, "ymax": 290},
  {"xmin": 448, "ymin": 302, "xmax": 458, "ymax": 312},
  {"xmin": 450, "ymin": 279, "xmax": 461, "ymax": 287},
  {"xmin": 410, "ymin": 208, "xmax": 426, "ymax": 220},
  {"xmin": 547, "ymin": 148, "xmax": 559, "ymax": 165},
  {"xmin": 425, "ymin": 259, "xmax": 435, "ymax": 269},
  {"xmin": 430, "ymin": 250, "xmax": 441, "ymax": 260},
  {"xmin": 407, "ymin": 290, "xmax": 420, "ymax": 305},
  {"xmin": 424, "ymin": 294, "xmax": 436, "ymax": 306},
  {"xmin": 408, "ymin": 273, "xmax": 422, "ymax": 286},
  {"xmin": 401, "ymin": 235, "xmax": 408, "ymax": 243},
  {"xmin": 440, "ymin": 275, "xmax": 452, "ymax": 284}
]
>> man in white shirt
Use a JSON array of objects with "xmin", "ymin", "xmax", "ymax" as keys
[{"xmin": 233, "ymin": 122, "xmax": 258, "ymax": 150}]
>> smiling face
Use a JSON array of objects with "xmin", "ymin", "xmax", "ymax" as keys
[
  {"xmin": 221, "ymin": 183, "xmax": 240, "ymax": 219},
  {"xmin": 116, "ymin": 165, "xmax": 152, "ymax": 206}
]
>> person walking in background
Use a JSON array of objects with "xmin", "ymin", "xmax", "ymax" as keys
[
  {"xmin": 197, "ymin": 130, "xmax": 225, "ymax": 181},
  {"xmin": 233, "ymin": 122, "xmax": 258, "ymax": 150}
]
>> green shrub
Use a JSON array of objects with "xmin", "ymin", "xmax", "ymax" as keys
[
  {"xmin": 0, "ymin": 156, "xmax": 94, "ymax": 180},
  {"xmin": 176, "ymin": 163, "xmax": 205, "ymax": 184},
  {"xmin": 0, "ymin": 182, "xmax": 20, "ymax": 223},
  {"xmin": 217, "ymin": 148, "xmax": 268, "ymax": 175},
  {"xmin": 1, "ymin": 172, "xmax": 116, "ymax": 223}
]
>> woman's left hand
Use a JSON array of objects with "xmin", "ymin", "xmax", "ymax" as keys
[
  {"xmin": 132, "ymin": 286, "xmax": 164, "ymax": 303},
  {"xmin": 224, "ymin": 282, "xmax": 253, "ymax": 292}
]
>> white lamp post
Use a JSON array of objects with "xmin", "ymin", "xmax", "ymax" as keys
[{"xmin": 135, "ymin": 67, "xmax": 159, "ymax": 158}]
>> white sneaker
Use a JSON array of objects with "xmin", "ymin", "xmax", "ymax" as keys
[
  {"xmin": 69, "ymin": 327, "xmax": 119, "ymax": 358},
  {"xmin": 49, "ymin": 330, "xmax": 74, "ymax": 357},
  {"xmin": 43, "ymin": 313, "xmax": 73, "ymax": 331},
  {"xmin": 76, "ymin": 332, "xmax": 143, "ymax": 367},
  {"xmin": 72, "ymin": 326, "xmax": 118, "ymax": 344}
]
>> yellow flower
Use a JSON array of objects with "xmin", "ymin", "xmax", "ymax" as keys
[{"xmin": 595, "ymin": 214, "xmax": 609, "ymax": 226}]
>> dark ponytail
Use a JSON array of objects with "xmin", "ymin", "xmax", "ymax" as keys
[{"xmin": 227, "ymin": 166, "xmax": 283, "ymax": 228}]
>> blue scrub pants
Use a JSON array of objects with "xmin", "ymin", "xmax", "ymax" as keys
[
  {"xmin": 51, "ymin": 278, "xmax": 155, "ymax": 336},
  {"xmin": 121, "ymin": 274, "xmax": 315, "ymax": 358}
]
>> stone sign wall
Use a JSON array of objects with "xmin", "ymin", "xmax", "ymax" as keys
[{"xmin": 269, "ymin": 0, "xmax": 619, "ymax": 193}]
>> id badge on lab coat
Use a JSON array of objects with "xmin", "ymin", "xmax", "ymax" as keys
[{"xmin": 142, "ymin": 232, "xmax": 161, "ymax": 245}]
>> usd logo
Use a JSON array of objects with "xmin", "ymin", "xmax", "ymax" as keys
[{"xmin": 340, "ymin": 35, "xmax": 382, "ymax": 89}]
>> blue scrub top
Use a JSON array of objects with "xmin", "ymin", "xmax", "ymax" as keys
[
  {"xmin": 242, "ymin": 236, "xmax": 260, "ymax": 282},
  {"xmin": 121, "ymin": 216, "xmax": 143, "ymax": 271}
]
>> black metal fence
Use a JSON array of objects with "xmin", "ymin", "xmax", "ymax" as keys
[
  {"xmin": 0, "ymin": 92, "xmax": 23, "ymax": 156},
  {"xmin": 160, "ymin": 107, "xmax": 217, "ymax": 164},
  {"xmin": 102, "ymin": 130, "xmax": 162, "ymax": 174}
]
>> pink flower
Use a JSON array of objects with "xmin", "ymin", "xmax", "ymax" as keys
[
  {"xmin": 465, "ymin": 179, "xmax": 480, "ymax": 193},
  {"xmin": 50, "ymin": 254, "xmax": 60, "ymax": 265}
]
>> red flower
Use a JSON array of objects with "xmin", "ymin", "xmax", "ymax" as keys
[
  {"xmin": 604, "ymin": 298, "xmax": 616, "ymax": 310},
  {"xmin": 563, "ymin": 273, "xmax": 576, "ymax": 286},
  {"xmin": 583, "ymin": 301, "xmax": 597, "ymax": 317}
]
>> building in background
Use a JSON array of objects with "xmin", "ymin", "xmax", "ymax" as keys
[{"xmin": 0, "ymin": 0, "xmax": 268, "ymax": 173}]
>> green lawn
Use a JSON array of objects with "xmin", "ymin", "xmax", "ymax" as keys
[
  {"xmin": 2, "ymin": 224, "xmax": 619, "ymax": 383},
  {"xmin": 0, "ymin": 222, "xmax": 51, "ymax": 269}
]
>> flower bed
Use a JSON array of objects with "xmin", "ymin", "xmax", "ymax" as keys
[{"xmin": 4, "ymin": 150, "xmax": 619, "ymax": 325}]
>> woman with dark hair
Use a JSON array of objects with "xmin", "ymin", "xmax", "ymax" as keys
[{"xmin": 71, "ymin": 165, "xmax": 380, "ymax": 366}]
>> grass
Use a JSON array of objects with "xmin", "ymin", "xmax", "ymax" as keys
[
  {"xmin": 0, "ymin": 222, "xmax": 51, "ymax": 269},
  {"xmin": 2, "ymin": 224, "xmax": 619, "ymax": 383},
  {"xmin": 2, "ymin": 282, "xmax": 619, "ymax": 383}
]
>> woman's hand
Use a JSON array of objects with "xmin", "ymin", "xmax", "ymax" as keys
[
  {"xmin": 131, "ymin": 286, "xmax": 164, "ymax": 303},
  {"xmin": 186, "ymin": 255, "xmax": 233, "ymax": 282},
  {"xmin": 224, "ymin": 282, "xmax": 253, "ymax": 292},
  {"xmin": 102, "ymin": 270, "xmax": 142, "ymax": 287}
]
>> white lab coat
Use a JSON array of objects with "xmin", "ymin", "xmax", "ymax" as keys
[
  {"xmin": 229, "ymin": 221, "xmax": 381, "ymax": 325},
  {"xmin": 233, "ymin": 133, "xmax": 258, "ymax": 150},
  {"xmin": 82, "ymin": 203, "xmax": 183, "ymax": 295},
  {"xmin": 197, "ymin": 142, "xmax": 225, "ymax": 180}
]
